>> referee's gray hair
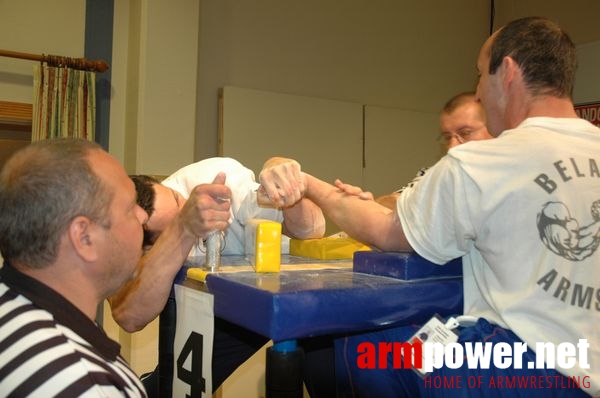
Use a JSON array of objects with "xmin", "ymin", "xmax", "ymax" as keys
[{"xmin": 0, "ymin": 139, "xmax": 113, "ymax": 268}]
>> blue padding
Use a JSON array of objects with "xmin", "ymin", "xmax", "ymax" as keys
[
  {"xmin": 203, "ymin": 267, "xmax": 463, "ymax": 341},
  {"xmin": 353, "ymin": 251, "xmax": 462, "ymax": 280}
]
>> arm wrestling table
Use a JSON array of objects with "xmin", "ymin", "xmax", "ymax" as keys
[{"xmin": 164, "ymin": 252, "xmax": 463, "ymax": 397}]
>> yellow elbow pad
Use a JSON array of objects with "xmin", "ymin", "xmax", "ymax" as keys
[{"xmin": 244, "ymin": 219, "xmax": 281, "ymax": 272}]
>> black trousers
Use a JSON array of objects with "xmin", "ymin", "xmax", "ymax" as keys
[{"xmin": 142, "ymin": 298, "xmax": 336, "ymax": 397}]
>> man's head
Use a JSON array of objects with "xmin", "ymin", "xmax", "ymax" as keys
[
  {"xmin": 476, "ymin": 17, "xmax": 577, "ymax": 134},
  {"xmin": 439, "ymin": 92, "xmax": 493, "ymax": 149},
  {"xmin": 130, "ymin": 175, "xmax": 185, "ymax": 246},
  {"xmin": 0, "ymin": 139, "xmax": 146, "ymax": 294}
]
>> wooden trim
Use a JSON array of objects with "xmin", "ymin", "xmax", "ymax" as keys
[{"xmin": 0, "ymin": 100, "xmax": 32, "ymax": 126}]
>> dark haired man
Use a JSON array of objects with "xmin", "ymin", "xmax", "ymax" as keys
[
  {"xmin": 261, "ymin": 17, "xmax": 599, "ymax": 397},
  {"xmin": 111, "ymin": 157, "xmax": 326, "ymax": 396}
]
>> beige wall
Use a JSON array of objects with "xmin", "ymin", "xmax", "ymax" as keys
[
  {"xmin": 110, "ymin": 0, "xmax": 200, "ymax": 175},
  {"xmin": 4, "ymin": 1, "xmax": 600, "ymax": 171},
  {"xmin": 194, "ymin": 0, "xmax": 490, "ymax": 161},
  {"xmin": 0, "ymin": 1, "xmax": 85, "ymax": 103},
  {"xmin": 193, "ymin": 0, "xmax": 600, "ymax": 162},
  {"xmin": 494, "ymin": 0, "xmax": 600, "ymax": 45},
  {"xmin": 574, "ymin": 41, "xmax": 600, "ymax": 105}
]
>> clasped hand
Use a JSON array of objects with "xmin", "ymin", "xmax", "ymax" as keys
[
  {"xmin": 258, "ymin": 157, "xmax": 306, "ymax": 208},
  {"xmin": 180, "ymin": 172, "xmax": 232, "ymax": 239},
  {"xmin": 333, "ymin": 179, "xmax": 374, "ymax": 201}
]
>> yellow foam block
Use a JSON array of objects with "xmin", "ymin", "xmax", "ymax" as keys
[
  {"xmin": 187, "ymin": 268, "xmax": 211, "ymax": 282},
  {"xmin": 289, "ymin": 236, "xmax": 371, "ymax": 260},
  {"xmin": 244, "ymin": 219, "xmax": 282, "ymax": 272}
]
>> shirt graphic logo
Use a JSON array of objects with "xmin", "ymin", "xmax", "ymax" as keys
[{"xmin": 536, "ymin": 200, "xmax": 600, "ymax": 261}]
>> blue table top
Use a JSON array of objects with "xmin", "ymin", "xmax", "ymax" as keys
[{"xmin": 180, "ymin": 254, "xmax": 463, "ymax": 342}]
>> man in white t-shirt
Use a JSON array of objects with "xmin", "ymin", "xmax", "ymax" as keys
[
  {"xmin": 109, "ymin": 157, "xmax": 326, "ymax": 396},
  {"xmin": 260, "ymin": 17, "xmax": 600, "ymax": 397},
  {"xmin": 133, "ymin": 157, "xmax": 323, "ymax": 255}
]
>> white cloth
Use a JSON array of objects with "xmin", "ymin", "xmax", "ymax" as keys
[
  {"xmin": 161, "ymin": 157, "xmax": 284, "ymax": 257},
  {"xmin": 398, "ymin": 117, "xmax": 600, "ymax": 393},
  {"xmin": 395, "ymin": 167, "xmax": 429, "ymax": 193}
]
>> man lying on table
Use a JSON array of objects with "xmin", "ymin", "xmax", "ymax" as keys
[{"xmin": 108, "ymin": 156, "xmax": 332, "ymax": 396}]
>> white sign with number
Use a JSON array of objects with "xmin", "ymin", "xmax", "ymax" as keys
[{"xmin": 172, "ymin": 284, "xmax": 214, "ymax": 397}]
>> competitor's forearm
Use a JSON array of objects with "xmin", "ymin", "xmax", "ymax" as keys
[
  {"xmin": 282, "ymin": 198, "xmax": 326, "ymax": 239},
  {"xmin": 303, "ymin": 173, "xmax": 411, "ymax": 251},
  {"xmin": 109, "ymin": 217, "xmax": 197, "ymax": 332}
]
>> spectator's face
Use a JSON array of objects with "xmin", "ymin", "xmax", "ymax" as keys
[
  {"xmin": 144, "ymin": 183, "xmax": 185, "ymax": 239},
  {"xmin": 439, "ymin": 102, "xmax": 493, "ymax": 150}
]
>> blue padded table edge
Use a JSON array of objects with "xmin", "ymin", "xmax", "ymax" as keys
[
  {"xmin": 353, "ymin": 251, "xmax": 463, "ymax": 280},
  {"xmin": 186, "ymin": 265, "xmax": 463, "ymax": 342}
]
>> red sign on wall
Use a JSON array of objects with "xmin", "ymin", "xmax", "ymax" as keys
[{"xmin": 575, "ymin": 102, "xmax": 600, "ymax": 126}]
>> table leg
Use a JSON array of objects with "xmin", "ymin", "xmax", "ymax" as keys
[
  {"xmin": 266, "ymin": 340, "xmax": 304, "ymax": 398},
  {"xmin": 158, "ymin": 297, "xmax": 176, "ymax": 398}
]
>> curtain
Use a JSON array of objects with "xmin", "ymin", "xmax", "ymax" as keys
[{"xmin": 31, "ymin": 63, "xmax": 96, "ymax": 141}]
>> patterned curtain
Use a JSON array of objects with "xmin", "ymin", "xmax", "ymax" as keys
[{"xmin": 31, "ymin": 63, "xmax": 96, "ymax": 141}]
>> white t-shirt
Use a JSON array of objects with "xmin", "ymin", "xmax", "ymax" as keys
[
  {"xmin": 398, "ymin": 117, "xmax": 600, "ymax": 393},
  {"xmin": 161, "ymin": 157, "xmax": 284, "ymax": 257}
]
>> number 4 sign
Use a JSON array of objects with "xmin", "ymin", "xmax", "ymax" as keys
[{"xmin": 173, "ymin": 285, "xmax": 214, "ymax": 397}]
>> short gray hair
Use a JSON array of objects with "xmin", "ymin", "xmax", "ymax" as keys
[{"xmin": 0, "ymin": 139, "xmax": 113, "ymax": 268}]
